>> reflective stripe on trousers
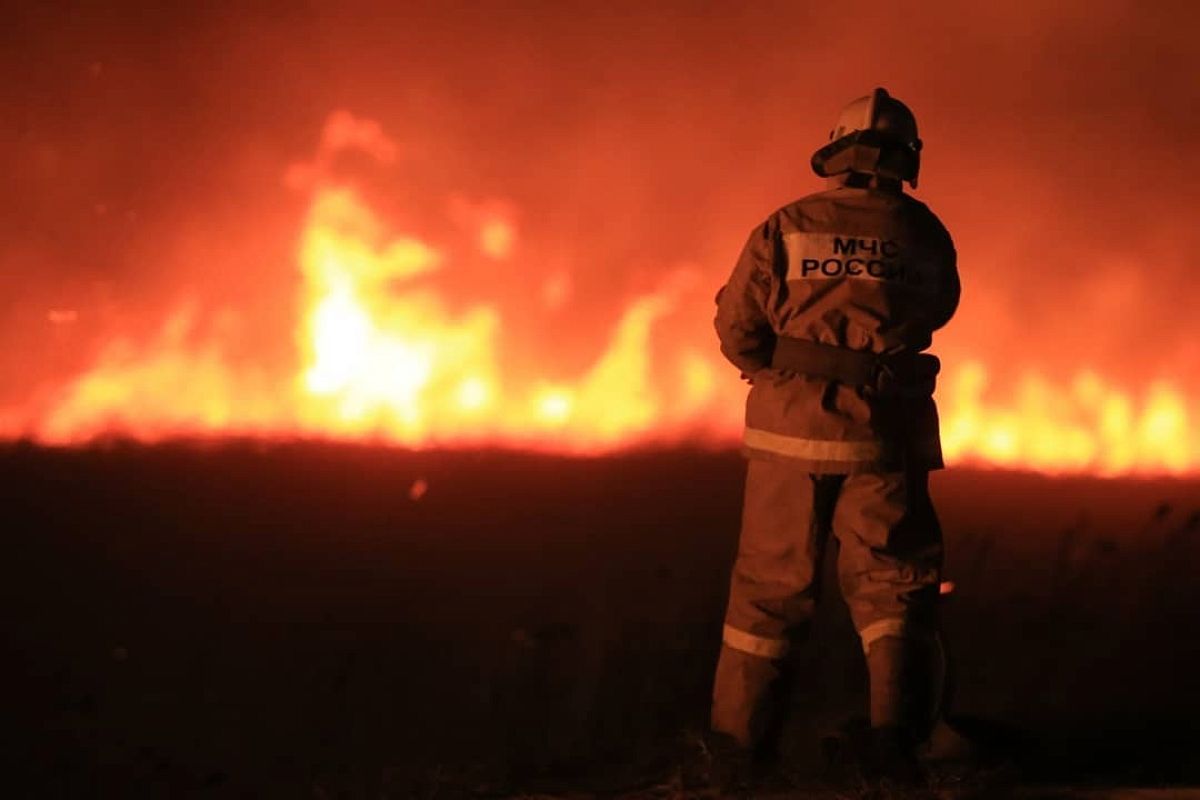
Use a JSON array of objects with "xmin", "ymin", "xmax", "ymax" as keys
[
  {"xmin": 859, "ymin": 617, "xmax": 909, "ymax": 653},
  {"xmin": 722, "ymin": 624, "xmax": 789, "ymax": 659}
]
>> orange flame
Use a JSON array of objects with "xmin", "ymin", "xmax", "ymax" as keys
[
  {"xmin": 941, "ymin": 363, "xmax": 1196, "ymax": 475},
  {"xmin": 4, "ymin": 112, "xmax": 1199, "ymax": 474}
]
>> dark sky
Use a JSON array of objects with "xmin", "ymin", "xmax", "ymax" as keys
[{"xmin": 3, "ymin": 1, "xmax": 1199, "ymax": 406}]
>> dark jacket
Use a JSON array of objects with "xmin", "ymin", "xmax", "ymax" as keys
[{"xmin": 715, "ymin": 184, "xmax": 959, "ymax": 473}]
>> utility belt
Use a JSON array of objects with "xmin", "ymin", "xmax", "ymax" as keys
[{"xmin": 770, "ymin": 336, "xmax": 939, "ymax": 393}]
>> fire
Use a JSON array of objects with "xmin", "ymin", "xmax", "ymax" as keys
[
  {"xmin": 941, "ymin": 364, "xmax": 1196, "ymax": 475},
  {"xmin": 4, "ymin": 111, "xmax": 1199, "ymax": 474},
  {"xmin": 285, "ymin": 171, "xmax": 703, "ymax": 449}
]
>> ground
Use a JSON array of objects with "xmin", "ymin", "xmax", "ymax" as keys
[{"xmin": 4, "ymin": 441, "xmax": 1200, "ymax": 797}]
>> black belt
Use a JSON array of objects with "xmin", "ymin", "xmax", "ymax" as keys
[{"xmin": 770, "ymin": 336, "xmax": 939, "ymax": 389}]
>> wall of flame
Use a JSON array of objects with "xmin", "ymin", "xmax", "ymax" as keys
[{"xmin": 2, "ymin": 110, "xmax": 1195, "ymax": 475}]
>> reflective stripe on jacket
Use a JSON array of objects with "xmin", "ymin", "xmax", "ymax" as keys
[{"xmin": 714, "ymin": 185, "xmax": 959, "ymax": 474}]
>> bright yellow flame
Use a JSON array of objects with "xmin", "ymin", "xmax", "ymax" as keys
[
  {"xmin": 457, "ymin": 377, "xmax": 492, "ymax": 411},
  {"xmin": 939, "ymin": 361, "xmax": 1199, "ymax": 475},
  {"xmin": 535, "ymin": 388, "xmax": 574, "ymax": 424}
]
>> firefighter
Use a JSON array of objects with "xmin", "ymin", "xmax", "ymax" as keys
[{"xmin": 710, "ymin": 87, "xmax": 960, "ymax": 778}]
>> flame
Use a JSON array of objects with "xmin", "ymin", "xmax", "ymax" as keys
[
  {"xmin": 941, "ymin": 363, "xmax": 1197, "ymax": 475},
  {"xmin": 4, "ymin": 111, "xmax": 1199, "ymax": 474}
]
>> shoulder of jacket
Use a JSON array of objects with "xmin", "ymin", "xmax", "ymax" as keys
[
  {"xmin": 896, "ymin": 192, "xmax": 933, "ymax": 215},
  {"xmin": 898, "ymin": 196, "xmax": 955, "ymax": 255},
  {"xmin": 763, "ymin": 190, "xmax": 837, "ymax": 232},
  {"xmin": 780, "ymin": 188, "xmax": 844, "ymax": 212},
  {"xmin": 900, "ymin": 193, "xmax": 949, "ymax": 222}
]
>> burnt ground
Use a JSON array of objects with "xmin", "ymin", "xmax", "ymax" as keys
[{"xmin": 3, "ymin": 440, "xmax": 1200, "ymax": 797}]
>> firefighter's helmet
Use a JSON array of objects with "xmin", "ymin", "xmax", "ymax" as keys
[{"xmin": 812, "ymin": 87, "xmax": 922, "ymax": 188}]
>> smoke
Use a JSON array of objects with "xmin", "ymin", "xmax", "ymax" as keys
[{"xmin": 3, "ymin": 1, "xmax": 1198, "ymax": 411}]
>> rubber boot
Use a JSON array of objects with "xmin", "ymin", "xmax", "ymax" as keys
[
  {"xmin": 709, "ymin": 645, "xmax": 790, "ymax": 792},
  {"xmin": 710, "ymin": 644, "xmax": 782, "ymax": 750},
  {"xmin": 865, "ymin": 635, "xmax": 932, "ymax": 784}
]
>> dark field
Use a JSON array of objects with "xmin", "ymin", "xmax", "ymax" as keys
[{"xmin": 4, "ymin": 441, "xmax": 1200, "ymax": 797}]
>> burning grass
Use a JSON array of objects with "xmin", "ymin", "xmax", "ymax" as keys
[{"xmin": 5, "ymin": 111, "xmax": 1199, "ymax": 474}]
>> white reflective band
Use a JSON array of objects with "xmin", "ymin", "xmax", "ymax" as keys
[
  {"xmin": 722, "ymin": 624, "xmax": 789, "ymax": 659},
  {"xmin": 743, "ymin": 427, "xmax": 885, "ymax": 462},
  {"xmin": 859, "ymin": 618, "xmax": 906, "ymax": 653},
  {"xmin": 781, "ymin": 232, "xmax": 936, "ymax": 292}
]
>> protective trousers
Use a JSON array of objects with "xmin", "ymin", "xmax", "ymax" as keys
[{"xmin": 711, "ymin": 458, "xmax": 943, "ymax": 749}]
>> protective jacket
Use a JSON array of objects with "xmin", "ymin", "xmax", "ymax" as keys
[{"xmin": 714, "ymin": 184, "xmax": 959, "ymax": 473}]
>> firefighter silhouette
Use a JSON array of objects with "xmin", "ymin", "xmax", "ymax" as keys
[{"xmin": 711, "ymin": 87, "xmax": 961, "ymax": 776}]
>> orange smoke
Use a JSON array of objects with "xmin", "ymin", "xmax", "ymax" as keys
[{"xmin": 5, "ymin": 112, "xmax": 1198, "ymax": 474}]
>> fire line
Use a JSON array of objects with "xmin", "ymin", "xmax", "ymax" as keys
[{"xmin": 2, "ymin": 112, "xmax": 1196, "ymax": 475}]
